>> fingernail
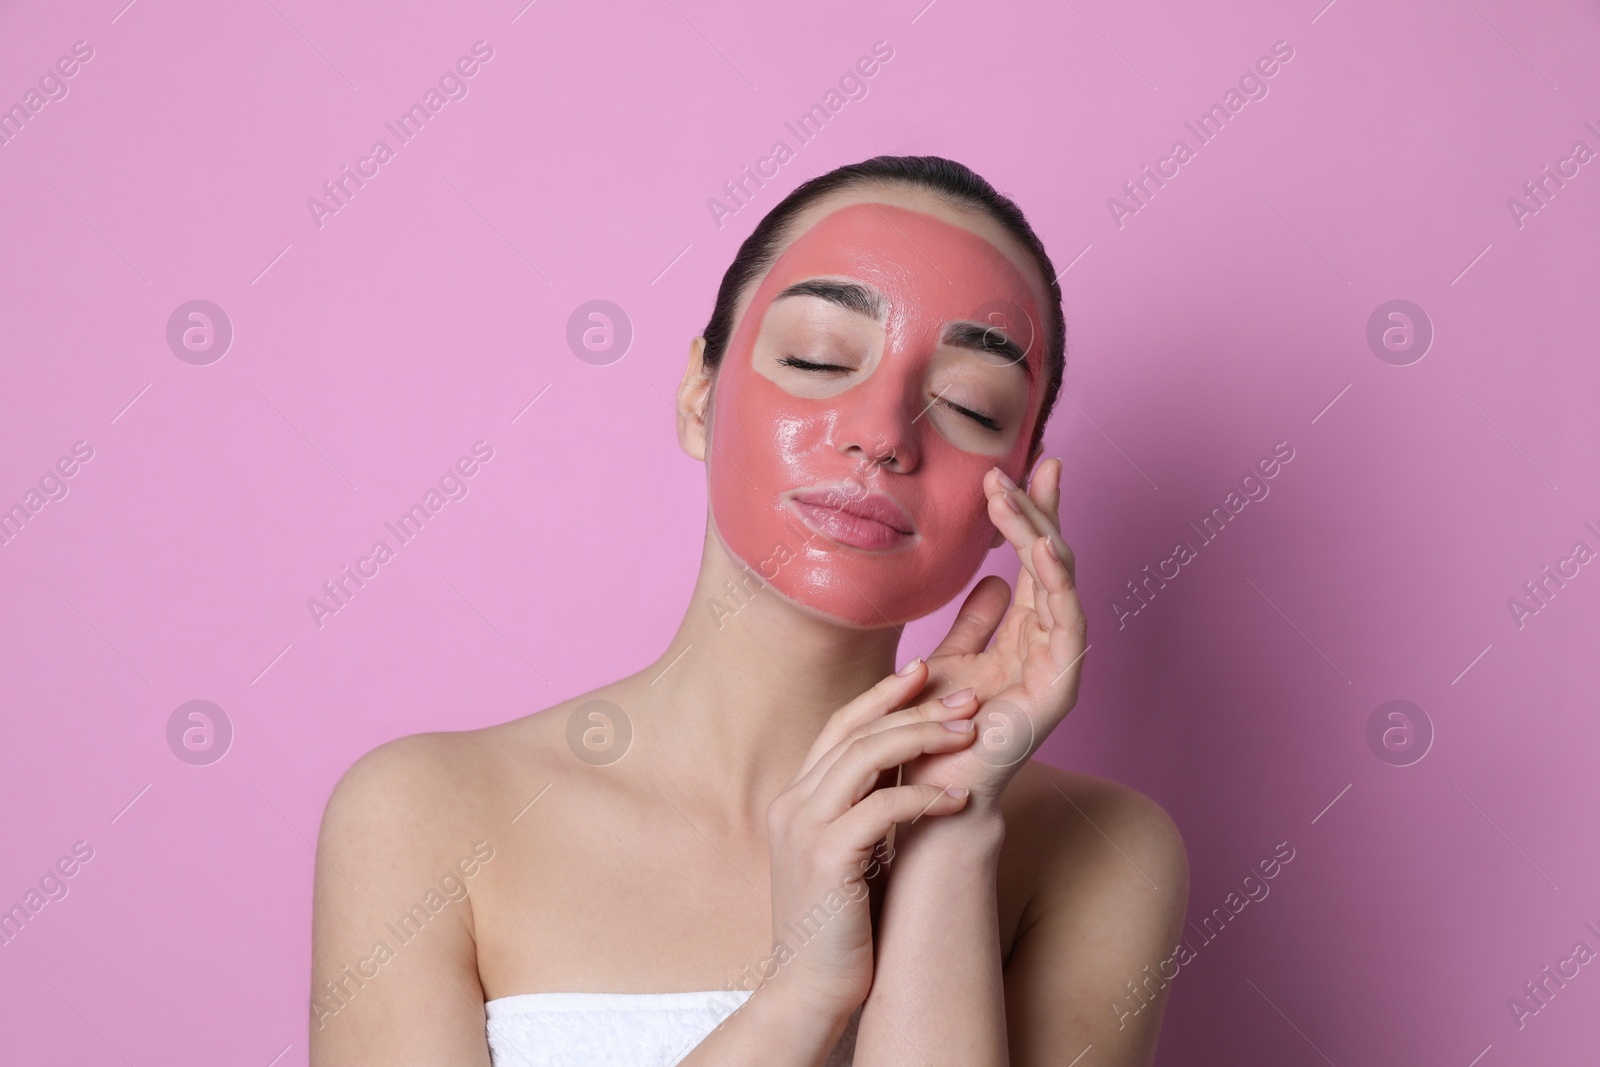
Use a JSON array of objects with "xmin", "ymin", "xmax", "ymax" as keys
[
  {"xmin": 897, "ymin": 657, "xmax": 923, "ymax": 676},
  {"xmin": 1044, "ymin": 538, "xmax": 1060, "ymax": 561},
  {"xmin": 1004, "ymin": 493, "xmax": 1022, "ymax": 514},
  {"xmin": 940, "ymin": 687, "xmax": 975, "ymax": 706},
  {"xmin": 995, "ymin": 469, "xmax": 1018, "ymax": 492},
  {"xmin": 945, "ymin": 785, "xmax": 969, "ymax": 798},
  {"xmin": 943, "ymin": 718, "xmax": 975, "ymax": 732}
]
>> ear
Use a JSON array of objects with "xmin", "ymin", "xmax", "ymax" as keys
[{"xmin": 677, "ymin": 336, "xmax": 715, "ymax": 461}]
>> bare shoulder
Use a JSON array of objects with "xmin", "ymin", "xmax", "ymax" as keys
[
  {"xmin": 1001, "ymin": 758, "xmax": 1188, "ymax": 910},
  {"xmin": 308, "ymin": 711, "xmax": 583, "ymax": 1063},
  {"xmin": 322, "ymin": 729, "xmax": 488, "ymax": 850},
  {"xmin": 328, "ymin": 698, "xmax": 590, "ymax": 817},
  {"xmin": 997, "ymin": 761, "xmax": 1189, "ymax": 1067}
]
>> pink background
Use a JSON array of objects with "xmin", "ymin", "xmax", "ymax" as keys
[{"xmin": 2, "ymin": 0, "xmax": 1597, "ymax": 1063}]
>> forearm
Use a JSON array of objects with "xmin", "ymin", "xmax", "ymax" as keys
[
  {"xmin": 854, "ymin": 808, "xmax": 1009, "ymax": 1066},
  {"xmin": 679, "ymin": 976, "xmax": 856, "ymax": 1067}
]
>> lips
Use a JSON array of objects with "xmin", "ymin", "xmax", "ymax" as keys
[{"xmin": 788, "ymin": 484, "xmax": 915, "ymax": 551}]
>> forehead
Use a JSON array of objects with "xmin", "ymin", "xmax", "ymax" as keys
[
  {"xmin": 760, "ymin": 197, "xmax": 1041, "ymax": 320},
  {"xmin": 728, "ymin": 189, "xmax": 1049, "ymax": 354}
]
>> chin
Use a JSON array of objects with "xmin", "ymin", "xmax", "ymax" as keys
[{"xmin": 707, "ymin": 496, "xmax": 991, "ymax": 629}]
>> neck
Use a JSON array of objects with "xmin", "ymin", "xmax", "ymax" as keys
[{"xmin": 620, "ymin": 525, "xmax": 905, "ymax": 827}]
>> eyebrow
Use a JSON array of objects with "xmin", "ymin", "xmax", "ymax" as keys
[
  {"xmin": 941, "ymin": 321, "xmax": 1034, "ymax": 383},
  {"xmin": 773, "ymin": 279, "xmax": 887, "ymax": 320},
  {"xmin": 773, "ymin": 278, "xmax": 1034, "ymax": 383}
]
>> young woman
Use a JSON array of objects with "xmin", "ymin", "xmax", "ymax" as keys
[{"xmin": 310, "ymin": 155, "xmax": 1189, "ymax": 1066}]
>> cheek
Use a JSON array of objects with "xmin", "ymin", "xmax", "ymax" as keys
[
  {"xmin": 706, "ymin": 363, "xmax": 816, "ymax": 561},
  {"xmin": 879, "ymin": 475, "xmax": 999, "ymax": 621},
  {"xmin": 904, "ymin": 432, "xmax": 1035, "ymax": 588},
  {"xmin": 911, "ymin": 455, "xmax": 1002, "ymax": 558},
  {"xmin": 712, "ymin": 366, "xmax": 823, "ymax": 487}
]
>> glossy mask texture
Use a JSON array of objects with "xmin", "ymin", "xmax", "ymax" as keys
[{"xmin": 707, "ymin": 201, "xmax": 1048, "ymax": 626}]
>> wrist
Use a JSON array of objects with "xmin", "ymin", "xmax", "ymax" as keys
[
  {"xmin": 697, "ymin": 975, "xmax": 856, "ymax": 1063},
  {"xmin": 753, "ymin": 969, "xmax": 862, "ymax": 1034},
  {"xmin": 897, "ymin": 804, "xmax": 1006, "ymax": 854}
]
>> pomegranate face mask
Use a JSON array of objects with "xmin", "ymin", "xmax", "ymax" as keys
[{"xmin": 707, "ymin": 200, "xmax": 1048, "ymax": 626}]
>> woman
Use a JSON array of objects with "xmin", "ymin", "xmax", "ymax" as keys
[{"xmin": 310, "ymin": 155, "xmax": 1188, "ymax": 1066}]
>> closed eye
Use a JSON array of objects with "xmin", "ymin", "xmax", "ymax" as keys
[
  {"xmin": 777, "ymin": 355, "xmax": 854, "ymax": 373},
  {"xmin": 779, "ymin": 355, "xmax": 1002, "ymax": 431},
  {"xmin": 941, "ymin": 399, "xmax": 1002, "ymax": 432}
]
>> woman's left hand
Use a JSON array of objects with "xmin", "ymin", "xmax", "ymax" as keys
[{"xmin": 896, "ymin": 457, "xmax": 1088, "ymax": 815}]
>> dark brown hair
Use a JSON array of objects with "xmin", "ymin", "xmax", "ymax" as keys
[{"xmin": 699, "ymin": 154, "xmax": 1067, "ymax": 461}]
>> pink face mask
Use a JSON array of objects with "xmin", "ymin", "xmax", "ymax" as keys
[{"xmin": 707, "ymin": 200, "xmax": 1048, "ymax": 626}]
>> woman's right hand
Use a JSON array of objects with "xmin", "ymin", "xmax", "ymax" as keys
[{"xmin": 761, "ymin": 663, "xmax": 981, "ymax": 1018}]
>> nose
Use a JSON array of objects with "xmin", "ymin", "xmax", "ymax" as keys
[{"xmin": 831, "ymin": 369, "xmax": 921, "ymax": 476}]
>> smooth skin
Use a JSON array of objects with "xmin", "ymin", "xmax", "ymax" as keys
[{"xmin": 310, "ymin": 184, "xmax": 1188, "ymax": 1066}]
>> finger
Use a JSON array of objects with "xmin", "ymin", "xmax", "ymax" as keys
[
  {"xmin": 1032, "ymin": 465, "xmax": 1076, "ymax": 585},
  {"xmin": 805, "ymin": 720, "xmax": 977, "ymax": 821},
  {"xmin": 1028, "ymin": 456, "xmax": 1062, "ymax": 526},
  {"xmin": 796, "ymin": 662, "xmax": 928, "ymax": 780},
  {"xmin": 834, "ymin": 782, "xmax": 969, "ymax": 851},
  {"xmin": 986, "ymin": 474, "xmax": 1047, "ymax": 593},
  {"xmin": 1029, "ymin": 533, "xmax": 1088, "ymax": 699},
  {"xmin": 1002, "ymin": 464, "xmax": 1077, "ymax": 589},
  {"xmin": 997, "ymin": 465, "xmax": 1067, "ymax": 556},
  {"xmin": 1030, "ymin": 535, "xmax": 1059, "ymax": 630},
  {"xmin": 984, "ymin": 472, "xmax": 1041, "ymax": 616},
  {"xmin": 926, "ymin": 575, "xmax": 1011, "ymax": 660},
  {"xmin": 1027, "ymin": 457, "xmax": 1066, "ymax": 588},
  {"xmin": 846, "ymin": 687, "xmax": 981, "ymax": 743},
  {"xmin": 798, "ymin": 711, "xmax": 975, "ymax": 805},
  {"xmin": 1011, "ymin": 544, "xmax": 1040, "ymax": 614}
]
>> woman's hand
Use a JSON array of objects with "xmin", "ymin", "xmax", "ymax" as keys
[
  {"xmin": 761, "ymin": 667, "xmax": 983, "ymax": 1018},
  {"xmin": 901, "ymin": 457, "xmax": 1088, "ymax": 812}
]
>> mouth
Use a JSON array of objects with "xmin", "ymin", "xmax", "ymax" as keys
[{"xmin": 787, "ymin": 483, "xmax": 916, "ymax": 552}]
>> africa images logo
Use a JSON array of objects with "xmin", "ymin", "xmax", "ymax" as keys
[
  {"xmin": 306, "ymin": 41, "xmax": 495, "ymax": 230},
  {"xmin": 705, "ymin": 40, "xmax": 895, "ymax": 230},
  {"xmin": 1106, "ymin": 40, "xmax": 1296, "ymax": 229}
]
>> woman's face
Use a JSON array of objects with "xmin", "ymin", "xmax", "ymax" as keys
[{"xmin": 707, "ymin": 194, "xmax": 1050, "ymax": 627}]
